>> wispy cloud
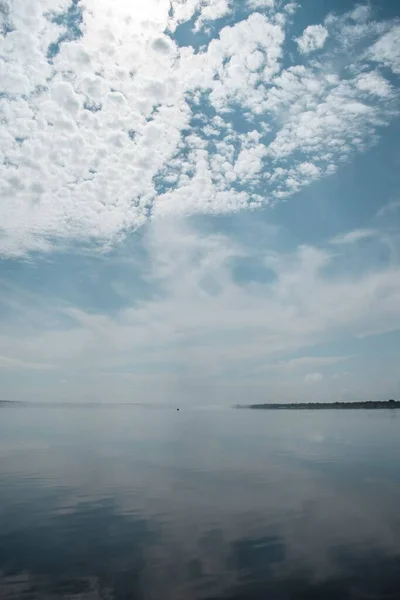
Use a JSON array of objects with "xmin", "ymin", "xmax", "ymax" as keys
[
  {"xmin": 273, "ymin": 356, "xmax": 350, "ymax": 371},
  {"xmin": 304, "ymin": 372, "xmax": 324, "ymax": 384},
  {"xmin": 1, "ymin": 217, "xmax": 399, "ymax": 402},
  {"xmin": 0, "ymin": 355, "xmax": 57, "ymax": 372},
  {"xmin": 330, "ymin": 229, "xmax": 377, "ymax": 245},
  {"xmin": 369, "ymin": 24, "xmax": 400, "ymax": 75},
  {"xmin": 377, "ymin": 200, "xmax": 400, "ymax": 218}
]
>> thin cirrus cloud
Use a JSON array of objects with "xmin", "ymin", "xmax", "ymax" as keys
[
  {"xmin": 330, "ymin": 229, "xmax": 378, "ymax": 245},
  {"xmin": 377, "ymin": 200, "xmax": 400, "ymax": 217},
  {"xmin": 0, "ymin": 355, "xmax": 57, "ymax": 372},
  {"xmin": 0, "ymin": 0, "xmax": 399, "ymax": 257}
]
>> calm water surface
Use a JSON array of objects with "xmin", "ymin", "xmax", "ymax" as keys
[{"xmin": 0, "ymin": 406, "xmax": 400, "ymax": 599}]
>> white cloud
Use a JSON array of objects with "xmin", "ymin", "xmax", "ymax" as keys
[
  {"xmin": 1, "ymin": 218, "xmax": 400, "ymax": 404},
  {"xmin": 330, "ymin": 229, "xmax": 377, "ymax": 245},
  {"xmin": 206, "ymin": 12, "xmax": 285, "ymax": 110},
  {"xmin": 247, "ymin": 0, "xmax": 275, "ymax": 9},
  {"xmin": 284, "ymin": 3, "xmax": 298, "ymax": 16},
  {"xmin": 349, "ymin": 5, "xmax": 372, "ymax": 24},
  {"xmin": 0, "ymin": 1, "xmax": 399, "ymax": 258},
  {"xmin": 377, "ymin": 200, "xmax": 400, "ymax": 217},
  {"xmin": 296, "ymin": 25, "xmax": 328, "ymax": 54},
  {"xmin": 276, "ymin": 356, "xmax": 349, "ymax": 371},
  {"xmin": 194, "ymin": 0, "xmax": 231, "ymax": 31},
  {"xmin": 0, "ymin": 355, "xmax": 57, "ymax": 371},
  {"xmin": 369, "ymin": 25, "xmax": 400, "ymax": 74},
  {"xmin": 304, "ymin": 372, "xmax": 324, "ymax": 383},
  {"xmin": 168, "ymin": 0, "xmax": 231, "ymax": 32},
  {"xmin": 356, "ymin": 71, "xmax": 391, "ymax": 97}
]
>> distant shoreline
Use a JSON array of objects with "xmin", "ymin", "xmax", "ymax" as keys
[
  {"xmin": 237, "ymin": 400, "xmax": 400, "ymax": 410},
  {"xmin": 1, "ymin": 400, "xmax": 399, "ymax": 410}
]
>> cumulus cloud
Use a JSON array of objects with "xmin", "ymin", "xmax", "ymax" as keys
[
  {"xmin": 168, "ymin": 0, "xmax": 231, "ymax": 32},
  {"xmin": 296, "ymin": 25, "xmax": 328, "ymax": 54},
  {"xmin": 369, "ymin": 25, "xmax": 400, "ymax": 74},
  {"xmin": 0, "ymin": 1, "xmax": 399, "ymax": 258},
  {"xmin": 193, "ymin": 0, "xmax": 231, "ymax": 31},
  {"xmin": 356, "ymin": 71, "xmax": 392, "ymax": 97}
]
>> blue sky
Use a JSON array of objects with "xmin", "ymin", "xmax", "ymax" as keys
[{"xmin": 0, "ymin": 0, "xmax": 399, "ymax": 404}]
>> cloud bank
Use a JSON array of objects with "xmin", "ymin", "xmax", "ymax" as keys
[{"xmin": 1, "ymin": 214, "xmax": 400, "ymax": 404}]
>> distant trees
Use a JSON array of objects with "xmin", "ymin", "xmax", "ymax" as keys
[{"xmin": 245, "ymin": 399, "xmax": 400, "ymax": 410}]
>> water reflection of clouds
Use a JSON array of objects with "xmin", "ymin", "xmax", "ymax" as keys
[
  {"xmin": 1, "ymin": 408, "xmax": 400, "ymax": 598},
  {"xmin": 0, "ymin": 491, "xmax": 399, "ymax": 599},
  {"xmin": 1, "ymin": 463, "xmax": 400, "ymax": 598}
]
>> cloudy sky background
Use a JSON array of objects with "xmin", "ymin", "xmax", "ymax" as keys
[{"xmin": 0, "ymin": 0, "xmax": 399, "ymax": 404}]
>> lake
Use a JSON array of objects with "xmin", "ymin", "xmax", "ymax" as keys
[{"xmin": 0, "ymin": 405, "xmax": 400, "ymax": 599}]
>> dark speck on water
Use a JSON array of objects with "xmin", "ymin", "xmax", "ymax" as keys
[{"xmin": 1, "ymin": 404, "xmax": 400, "ymax": 600}]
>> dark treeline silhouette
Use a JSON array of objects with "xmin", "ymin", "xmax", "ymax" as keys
[{"xmin": 239, "ymin": 400, "xmax": 400, "ymax": 410}]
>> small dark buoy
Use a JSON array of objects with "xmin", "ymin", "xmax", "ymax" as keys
[{"xmin": 177, "ymin": 408, "xmax": 179, "ymax": 411}]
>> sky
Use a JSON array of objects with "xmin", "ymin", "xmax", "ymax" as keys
[{"xmin": 0, "ymin": 0, "xmax": 399, "ymax": 405}]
